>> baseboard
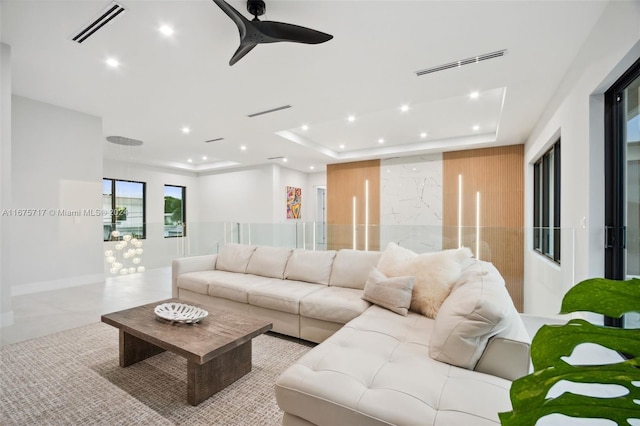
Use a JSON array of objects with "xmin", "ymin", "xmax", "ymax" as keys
[
  {"xmin": 0, "ymin": 310, "xmax": 14, "ymax": 328},
  {"xmin": 11, "ymin": 273, "xmax": 106, "ymax": 297}
]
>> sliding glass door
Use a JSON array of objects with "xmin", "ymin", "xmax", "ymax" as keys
[{"xmin": 604, "ymin": 57, "xmax": 640, "ymax": 328}]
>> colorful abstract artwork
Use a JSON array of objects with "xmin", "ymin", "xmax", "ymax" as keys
[{"xmin": 286, "ymin": 186, "xmax": 302, "ymax": 219}]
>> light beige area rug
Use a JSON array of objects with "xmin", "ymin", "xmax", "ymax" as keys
[{"xmin": 0, "ymin": 322, "xmax": 313, "ymax": 425}]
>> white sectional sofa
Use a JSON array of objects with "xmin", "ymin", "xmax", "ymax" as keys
[{"xmin": 172, "ymin": 243, "xmax": 531, "ymax": 425}]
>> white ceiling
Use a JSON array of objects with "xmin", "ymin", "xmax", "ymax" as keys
[{"xmin": 1, "ymin": 0, "xmax": 609, "ymax": 173}]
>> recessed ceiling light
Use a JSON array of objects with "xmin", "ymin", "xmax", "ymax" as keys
[
  {"xmin": 472, "ymin": 125, "xmax": 480, "ymax": 131},
  {"xmin": 159, "ymin": 25, "xmax": 174, "ymax": 37},
  {"xmin": 240, "ymin": 145, "xmax": 247, "ymax": 151},
  {"xmin": 400, "ymin": 104, "xmax": 410, "ymax": 112},
  {"xmin": 420, "ymin": 132, "xmax": 428, "ymax": 138},
  {"xmin": 378, "ymin": 138, "xmax": 384, "ymax": 144},
  {"xmin": 282, "ymin": 158, "xmax": 288, "ymax": 163},
  {"xmin": 301, "ymin": 124, "xmax": 309, "ymax": 131},
  {"xmin": 182, "ymin": 127, "xmax": 190, "ymax": 134},
  {"xmin": 347, "ymin": 115, "xmax": 355, "ymax": 122},
  {"xmin": 105, "ymin": 57, "xmax": 120, "ymax": 68},
  {"xmin": 187, "ymin": 158, "xmax": 193, "ymax": 163},
  {"xmin": 309, "ymin": 165, "xmax": 315, "ymax": 170},
  {"xmin": 202, "ymin": 155, "xmax": 207, "ymax": 160},
  {"xmin": 470, "ymin": 91, "xmax": 480, "ymax": 99},
  {"xmin": 339, "ymin": 144, "xmax": 346, "ymax": 149}
]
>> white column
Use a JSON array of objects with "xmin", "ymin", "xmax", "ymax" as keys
[{"xmin": 0, "ymin": 43, "xmax": 14, "ymax": 327}]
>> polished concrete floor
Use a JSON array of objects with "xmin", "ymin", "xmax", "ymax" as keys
[{"xmin": 0, "ymin": 267, "xmax": 172, "ymax": 347}]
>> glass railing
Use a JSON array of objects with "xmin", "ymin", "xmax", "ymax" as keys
[
  {"xmin": 103, "ymin": 223, "xmax": 579, "ymax": 316},
  {"xmin": 103, "ymin": 223, "xmax": 576, "ymax": 261}
]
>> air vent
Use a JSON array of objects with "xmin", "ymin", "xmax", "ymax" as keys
[
  {"xmin": 267, "ymin": 156, "xmax": 285, "ymax": 160},
  {"xmin": 415, "ymin": 49, "xmax": 506, "ymax": 76},
  {"xmin": 72, "ymin": 2, "xmax": 125, "ymax": 44},
  {"xmin": 247, "ymin": 105, "xmax": 291, "ymax": 118},
  {"xmin": 205, "ymin": 137, "xmax": 225, "ymax": 143},
  {"xmin": 106, "ymin": 136, "xmax": 143, "ymax": 146}
]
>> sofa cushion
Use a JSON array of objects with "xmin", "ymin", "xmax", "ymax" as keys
[
  {"xmin": 176, "ymin": 271, "xmax": 216, "ymax": 295},
  {"xmin": 206, "ymin": 271, "xmax": 275, "ymax": 303},
  {"xmin": 248, "ymin": 280, "xmax": 324, "ymax": 314},
  {"xmin": 245, "ymin": 246, "xmax": 293, "ymax": 279},
  {"xmin": 429, "ymin": 261, "xmax": 530, "ymax": 370},
  {"xmin": 215, "ymin": 243, "xmax": 257, "ymax": 273},
  {"xmin": 362, "ymin": 268, "xmax": 415, "ymax": 316},
  {"xmin": 377, "ymin": 243, "xmax": 472, "ymax": 318},
  {"xmin": 300, "ymin": 286, "xmax": 371, "ymax": 324},
  {"xmin": 329, "ymin": 249, "xmax": 382, "ymax": 290},
  {"xmin": 284, "ymin": 249, "xmax": 337, "ymax": 285}
]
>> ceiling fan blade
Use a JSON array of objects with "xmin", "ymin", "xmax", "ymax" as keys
[
  {"xmin": 229, "ymin": 41, "xmax": 257, "ymax": 66},
  {"xmin": 258, "ymin": 21, "xmax": 333, "ymax": 44},
  {"xmin": 212, "ymin": 0, "xmax": 333, "ymax": 65},
  {"xmin": 211, "ymin": 0, "xmax": 249, "ymax": 38}
]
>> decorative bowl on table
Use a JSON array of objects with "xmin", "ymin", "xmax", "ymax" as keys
[{"xmin": 154, "ymin": 302, "xmax": 208, "ymax": 324}]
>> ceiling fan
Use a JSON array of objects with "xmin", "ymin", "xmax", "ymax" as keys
[{"xmin": 212, "ymin": 0, "xmax": 333, "ymax": 66}]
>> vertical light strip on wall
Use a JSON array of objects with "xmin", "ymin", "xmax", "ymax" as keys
[
  {"xmin": 352, "ymin": 196, "xmax": 357, "ymax": 250},
  {"xmin": 365, "ymin": 179, "xmax": 369, "ymax": 251},
  {"xmin": 475, "ymin": 191, "xmax": 481, "ymax": 260},
  {"xmin": 458, "ymin": 174, "xmax": 463, "ymax": 248}
]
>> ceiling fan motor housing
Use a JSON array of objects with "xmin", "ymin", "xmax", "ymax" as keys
[{"xmin": 247, "ymin": 0, "xmax": 266, "ymax": 18}]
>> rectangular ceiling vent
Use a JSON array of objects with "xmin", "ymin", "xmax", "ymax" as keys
[
  {"xmin": 415, "ymin": 49, "xmax": 507, "ymax": 76},
  {"xmin": 247, "ymin": 105, "xmax": 291, "ymax": 118},
  {"xmin": 205, "ymin": 137, "xmax": 225, "ymax": 143},
  {"xmin": 267, "ymin": 156, "xmax": 285, "ymax": 160},
  {"xmin": 72, "ymin": 2, "xmax": 125, "ymax": 44}
]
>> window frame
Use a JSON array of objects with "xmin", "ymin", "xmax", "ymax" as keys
[
  {"xmin": 164, "ymin": 184, "xmax": 186, "ymax": 238},
  {"xmin": 103, "ymin": 178, "xmax": 147, "ymax": 241},
  {"xmin": 533, "ymin": 139, "xmax": 561, "ymax": 264}
]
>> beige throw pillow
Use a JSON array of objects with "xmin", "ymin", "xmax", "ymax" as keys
[
  {"xmin": 362, "ymin": 268, "xmax": 415, "ymax": 316},
  {"xmin": 377, "ymin": 243, "xmax": 473, "ymax": 318},
  {"xmin": 429, "ymin": 261, "xmax": 530, "ymax": 370}
]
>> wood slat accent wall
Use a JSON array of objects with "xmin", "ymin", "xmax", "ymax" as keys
[
  {"xmin": 326, "ymin": 160, "xmax": 380, "ymax": 251},
  {"xmin": 442, "ymin": 145, "xmax": 524, "ymax": 311}
]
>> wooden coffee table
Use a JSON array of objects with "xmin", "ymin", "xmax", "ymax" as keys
[{"xmin": 101, "ymin": 299, "xmax": 272, "ymax": 405}]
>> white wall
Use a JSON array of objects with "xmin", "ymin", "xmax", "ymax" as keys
[
  {"xmin": 197, "ymin": 164, "xmax": 323, "ymax": 248},
  {"xmin": 523, "ymin": 1, "xmax": 640, "ymax": 315},
  {"xmin": 199, "ymin": 164, "xmax": 276, "ymax": 224},
  {"xmin": 103, "ymin": 160, "xmax": 200, "ymax": 271},
  {"xmin": 10, "ymin": 96, "xmax": 104, "ymax": 295}
]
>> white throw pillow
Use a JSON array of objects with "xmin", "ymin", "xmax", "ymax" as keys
[
  {"xmin": 377, "ymin": 243, "xmax": 472, "ymax": 318},
  {"xmin": 362, "ymin": 268, "xmax": 415, "ymax": 316},
  {"xmin": 429, "ymin": 261, "xmax": 530, "ymax": 369},
  {"xmin": 215, "ymin": 243, "xmax": 257, "ymax": 273}
]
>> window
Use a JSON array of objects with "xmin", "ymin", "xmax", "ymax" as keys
[
  {"xmin": 164, "ymin": 185, "xmax": 186, "ymax": 238},
  {"xmin": 103, "ymin": 178, "xmax": 146, "ymax": 241},
  {"xmin": 533, "ymin": 139, "xmax": 561, "ymax": 263}
]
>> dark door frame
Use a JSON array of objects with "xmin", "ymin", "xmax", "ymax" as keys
[{"xmin": 604, "ymin": 56, "xmax": 640, "ymax": 327}]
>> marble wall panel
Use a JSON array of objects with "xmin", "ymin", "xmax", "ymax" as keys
[{"xmin": 380, "ymin": 154, "xmax": 443, "ymax": 252}]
